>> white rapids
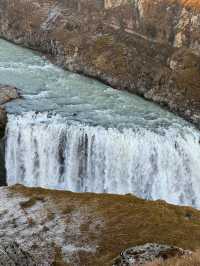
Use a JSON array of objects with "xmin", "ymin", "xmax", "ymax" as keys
[{"xmin": 5, "ymin": 112, "xmax": 200, "ymax": 208}]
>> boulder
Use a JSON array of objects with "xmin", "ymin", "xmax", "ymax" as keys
[
  {"xmin": 113, "ymin": 243, "xmax": 191, "ymax": 266},
  {"xmin": 0, "ymin": 85, "xmax": 20, "ymax": 105}
]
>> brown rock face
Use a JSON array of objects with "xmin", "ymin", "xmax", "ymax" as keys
[
  {"xmin": 0, "ymin": 85, "xmax": 19, "ymax": 186},
  {"xmin": 0, "ymin": 0, "xmax": 200, "ymax": 126},
  {"xmin": 0, "ymin": 85, "xmax": 19, "ymax": 131},
  {"xmin": 0, "ymin": 84, "xmax": 19, "ymax": 105}
]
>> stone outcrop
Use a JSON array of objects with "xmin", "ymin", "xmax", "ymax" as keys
[
  {"xmin": 0, "ymin": 85, "xmax": 19, "ymax": 105},
  {"xmin": 0, "ymin": 1, "xmax": 200, "ymax": 127},
  {"xmin": 0, "ymin": 85, "xmax": 19, "ymax": 186},
  {"xmin": 0, "ymin": 241, "xmax": 36, "ymax": 266},
  {"xmin": 113, "ymin": 243, "xmax": 191, "ymax": 265},
  {"xmin": 0, "ymin": 84, "xmax": 19, "ymax": 133}
]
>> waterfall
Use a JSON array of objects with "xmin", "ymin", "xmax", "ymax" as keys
[{"xmin": 5, "ymin": 112, "xmax": 200, "ymax": 208}]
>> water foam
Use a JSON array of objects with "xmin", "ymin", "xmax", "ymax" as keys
[{"xmin": 6, "ymin": 112, "xmax": 200, "ymax": 207}]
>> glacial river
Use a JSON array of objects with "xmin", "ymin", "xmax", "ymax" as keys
[{"xmin": 1, "ymin": 39, "xmax": 200, "ymax": 207}]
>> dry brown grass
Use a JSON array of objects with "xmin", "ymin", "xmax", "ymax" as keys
[{"xmin": 146, "ymin": 250, "xmax": 200, "ymax": 266}]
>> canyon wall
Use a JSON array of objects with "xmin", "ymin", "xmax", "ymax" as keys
[
  {"xmin": 105, "ymin": 0, "xmax": 200, "ymax": 52},
  {"xmin": 0, "ymin": 0, "xmax": 200, "ymax": 126}
]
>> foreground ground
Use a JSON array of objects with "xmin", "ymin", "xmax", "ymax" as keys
[{"xmin": 0, "ymin": 185, "xmax": 200, "ymax": 265}]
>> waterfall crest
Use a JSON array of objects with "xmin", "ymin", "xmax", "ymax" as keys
[{"xmin": 6, "ymin": 112, "xmax": 200, "ymax": 208}]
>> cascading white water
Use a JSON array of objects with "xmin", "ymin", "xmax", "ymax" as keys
[
  {"xmin": 2, "ymin": 38, "xmax": 200, "ymax": 208},
  {"xmin": 6, "ymin": 112, "xmax": 200, "ymax": 207}
]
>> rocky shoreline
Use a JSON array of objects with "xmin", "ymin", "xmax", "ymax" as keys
[{"xmin": 0, "ymin": 0, "xmax": 200, "ymax": 127}]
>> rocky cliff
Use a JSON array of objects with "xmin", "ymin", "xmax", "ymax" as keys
[
  {"xmin": 0, "ymin": 0, "xmax": 200, "ymax": 126},
  {"xmin": 0, "ymin": 85, "xmax": 19, "ymax": 186}
]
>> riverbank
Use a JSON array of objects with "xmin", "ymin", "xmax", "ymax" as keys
[{"xmin": 0, "ymin": 0, "xmax": 200, "ymax": 127}]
